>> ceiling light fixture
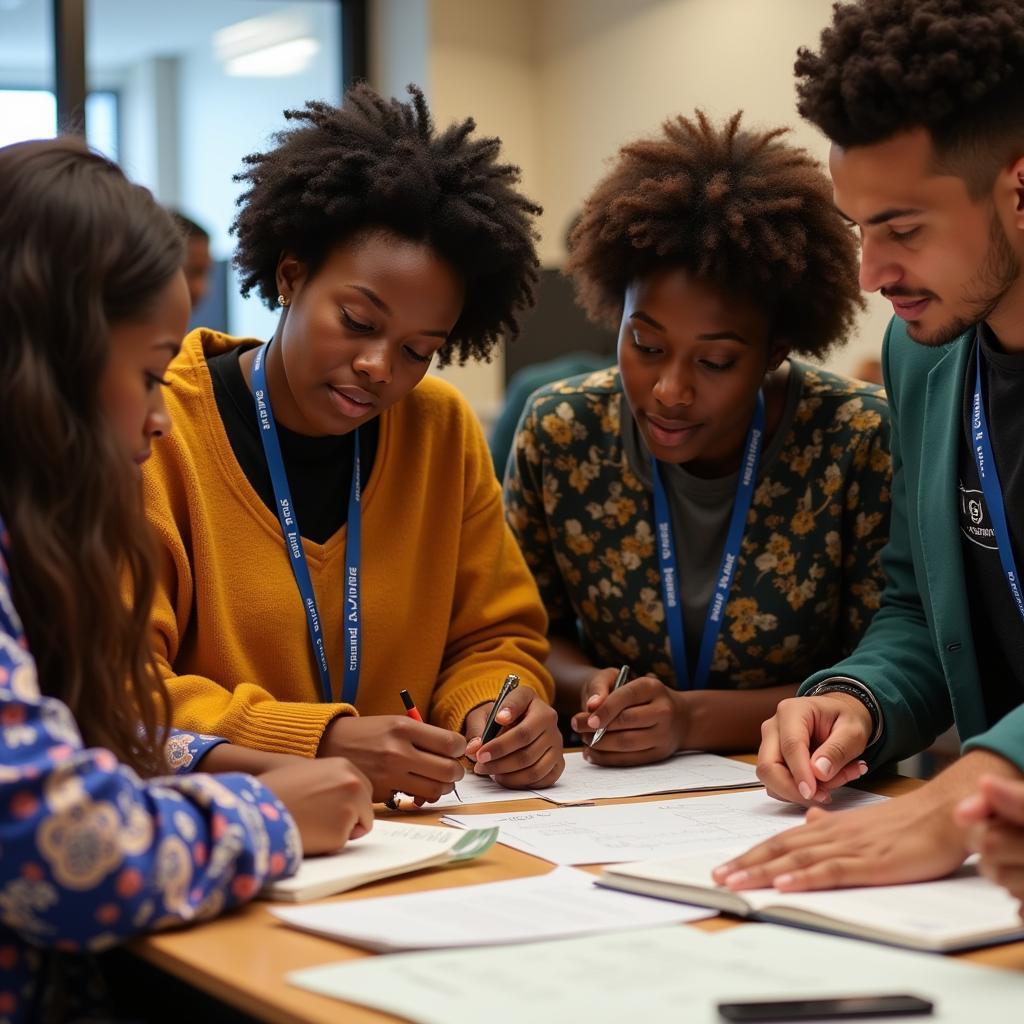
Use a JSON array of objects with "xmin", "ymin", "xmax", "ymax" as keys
[{"xmin": 215, "ymin": 11, "xmax": 319, "ymax": 79}]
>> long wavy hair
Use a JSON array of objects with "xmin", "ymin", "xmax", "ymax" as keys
[{"xmin": 0, "ymin": 138, "xmax": 183, "ymax": 776}]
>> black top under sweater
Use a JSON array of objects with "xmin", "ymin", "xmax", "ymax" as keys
[
  {"xmin": 207, "ymin": 345, "xmax": 379, "ymax": 545},
  {"xmin": 958, "ymin": 323, "xmax": 1024, "ymax": 724}
]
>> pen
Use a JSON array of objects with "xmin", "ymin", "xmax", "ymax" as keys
[
  {"xmin": 399, "ymin": 689, "xmax": 422, "ymax": 721},
  {"xmin": 385, "ymin": 690, "xmax": 460, "ymax": 809},
  {"xmin": 590, "ymin": 664, "xmax": 630, "ymax": 747},
  {"xmin": 479, "ymin": 673, "xmax": 519, "ymax": 746}
]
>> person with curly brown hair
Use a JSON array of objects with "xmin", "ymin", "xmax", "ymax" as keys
[
  {"xmin": 142, "ymin": 84, "xmax": 565, "ymax": 806},
  {"xmin": 713, "ymin": 0, "xmax": 1024, "ymax": 901},
  {"xmin": 504, "ymin": 111, "xmax": 891, "ymax": 764}
]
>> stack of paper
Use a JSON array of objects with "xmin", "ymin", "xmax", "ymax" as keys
[
  {"xmin": 271, "ymin": 866, "xmax": 714, "ymax": 951},
  {"xmin": 287, "ymin": 922, "xmax": 1024, "ymax": 1023}
]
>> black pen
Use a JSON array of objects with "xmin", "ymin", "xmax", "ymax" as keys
[
  {"xmin": 590, "ymin": 664, "xmax": 631, "ymax": 747},
  {"xmin": 480, "ymin": 673, "xmax": 519, "ymax": 745}
]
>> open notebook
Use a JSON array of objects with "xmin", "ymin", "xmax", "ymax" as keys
[
  {"xmin": 262, "ymin": 820, "xmax": 497, "ymax": 902},
  {"xmin": 598, "ymin": 854, "xmax": 1024, "ymax": 952}
]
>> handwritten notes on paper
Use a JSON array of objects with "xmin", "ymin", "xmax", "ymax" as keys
[{"xmin": 442, "ymin": 788, "xmax": 882, "ymax": 865}]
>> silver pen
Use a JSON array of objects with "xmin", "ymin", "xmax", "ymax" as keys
[
  {"xmin": 480, "ymin": 673, "xmax": 519, "ymax": 745},
  {"xmin": 590, "ymin": 664, "xmax": 630, "ymax": 747}
]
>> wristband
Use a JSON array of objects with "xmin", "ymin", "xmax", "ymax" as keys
[{"xmin": 808, "ymin": 678, "xmax": 883, "ymax": 748}]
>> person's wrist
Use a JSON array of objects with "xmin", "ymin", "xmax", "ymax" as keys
[
  {"xmin": 317, "ymin": 714, "xmax": 352, "ymax": 756},
  {"xmin": 928, "ymin": 749, "xmax": 1023, "ymax": 808},
  {"xmin": 823, "ymin": 690, "xmax": 873, "ymax": 736},
  {"xmin": 670, "ymin": 687, "xmax": 694, "ymax": 750},
  {"xmin": 899, "ymin": 784, "xmax": 971, "ymax": 853},
  {"xmin": 808, "ymin": 680, "xmax": 881, "ymax": 746}
]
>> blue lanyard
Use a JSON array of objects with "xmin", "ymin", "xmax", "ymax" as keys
[
  {"xmin": 651, "ymin": 391, "xmax": 765, "ymax": 690},
  {"xmin": 251, "ymin": 342, "xmax": 362, "ymax": 704},
  {"xmin": 971, "ymin": 344, "xmax": 1024, "ymax": 624}
]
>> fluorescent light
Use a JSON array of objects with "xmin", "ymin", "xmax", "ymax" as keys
[{"xmin": 224, "ymin": 36, "xmax": 320, "ymax": 78}]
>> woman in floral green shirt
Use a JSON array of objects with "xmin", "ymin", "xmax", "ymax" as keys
[{"xmin": 505, "ymin": 112, "xmax": 891, "ymax": 767}]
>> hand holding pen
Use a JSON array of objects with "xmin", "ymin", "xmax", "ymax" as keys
[
  {"xmin": 385, "ymin": 690, "xmax": 462, "ymax": 810},
  {"xmin": 320, "ymin": 698, "xmax": 465, "ymax": 806},
  {"xmin": 573, "ymin": 664, "xmax": 689, "ymax": 767},
  {"xmin": 464, "ymin": 672, "xmax": 565, "ymax": 790},
  {"xmin": 590, "ymin": 665, "xmax": 630, "ymax": 746}
]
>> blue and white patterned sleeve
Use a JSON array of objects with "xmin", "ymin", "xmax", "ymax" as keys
[
  {"xmin": 164, "ymin": 729, "xmax": 228, "ymax": 774},
  {"xmin": 0, "ymin": 543, "xmax": 302, "ymax": 1021}
]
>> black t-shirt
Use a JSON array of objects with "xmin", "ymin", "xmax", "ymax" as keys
[
  {"xmin": 208, "ymin": 345, "xmax": 379, "ymax": 545},
  {"xmin": 959, "ymin": 324, "xmax": 1024, "ymax": 723}
]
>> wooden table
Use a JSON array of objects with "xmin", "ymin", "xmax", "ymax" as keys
[{"xmin": 128, "ymin": 767, "xmax": 1024, "ymax": 1023}]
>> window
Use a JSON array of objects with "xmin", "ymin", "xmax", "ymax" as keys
[{"xmin": 0, "ymin": 88, "xmax": 119, "ymax": 159}]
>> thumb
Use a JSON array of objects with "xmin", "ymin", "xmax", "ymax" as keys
[
  {"xmin": 809, "ymin": 720, "xmax": 867, "ymax": 783},
  {"xmin": 979, "ymin": 775, "xmax": 1024, "ymax": 827},
  {"xmin": 494, "ymin": 685, "xmax": 534, "ymax": 727},
  {"xmin": 953, "ymin": 791, "xmax": 992, "ymax": 828}
]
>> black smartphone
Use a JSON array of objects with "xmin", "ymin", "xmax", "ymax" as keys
[{"xmin": 717, "ymin": 994, "xmax": 934, "ymax": 1021}]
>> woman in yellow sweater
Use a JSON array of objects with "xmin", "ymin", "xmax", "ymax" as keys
[{"xmin": 143, "ymin": 85, "xmax": 563, "ymax": 804}]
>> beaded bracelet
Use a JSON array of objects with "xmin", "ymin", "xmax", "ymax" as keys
[{"xmin": 809, "ymin": 680, "xmax": 883, "ymax": 748}]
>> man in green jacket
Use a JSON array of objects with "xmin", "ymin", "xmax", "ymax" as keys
[{"xmin": 714, "ymin": 0, "xmax": 1024, "ymax": 899}]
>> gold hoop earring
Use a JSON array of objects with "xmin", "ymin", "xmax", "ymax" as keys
[{"xmin": 278, "ymin": 294, "xmax": 289, "ymax": 307}]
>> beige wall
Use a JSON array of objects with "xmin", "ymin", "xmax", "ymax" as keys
[
  {"xmin": 428, "ymin": 0, "xmax": 543, "ymax": 419},
  {"xmin": 370, "ymin": 0, "xmax": 892, "ymax": 420}
]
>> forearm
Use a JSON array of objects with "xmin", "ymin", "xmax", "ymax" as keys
[
  {"xmin": 196, "ymin": 742, "xmax": 307, "ymax": 775},
  {"xmin": 918, "ymin": 748, "xmax": 1023, "ymax": 809},
  {"xmin": 547, "ymin": 634, "xmax": 599, "ymax": 721},
  {"xmin": 685, "ymin": 684, "xmax": 798, "ymax": 753}
]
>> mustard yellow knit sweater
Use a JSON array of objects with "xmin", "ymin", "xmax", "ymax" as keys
[{"xmin": 142, "ymin": 330, "xmax": 553, "ymax": 756}]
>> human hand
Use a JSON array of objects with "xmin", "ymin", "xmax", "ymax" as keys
[
  {"xmin": 465, "ymin": 687, "xmax": 564, "ymax": 789},
  {"xmin": 955, "ymin": 774, "xmax": 1024, "ymax": 917},
  {"xmin": 572, "ymin": 671, "xmax": 685, "ymax": 766},
  {"xmin": 758, "ymin": 694, "xmax": 872, "ymax": 804},
  {"xmin": 711, "ymin": 790, "xmax": 968, "ymax": 893},
  {"xmin": 260, "ymin": 757, "xmax": 374, "ymax": 855},
  {"xmin": 320, "ymin": 715, "xmax": 465, "ymax": 804}
]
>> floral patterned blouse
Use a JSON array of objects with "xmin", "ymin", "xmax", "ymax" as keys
[
  {"xmin": 505, "ymin": 363, "xmax": 892, "ymax": 691},
  {"xmin": 0, "ymin": 524, "xmax": 301, "ymax": 1024}
]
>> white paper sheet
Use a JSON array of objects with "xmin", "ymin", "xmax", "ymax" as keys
[
  {"xmin": 288, "ymin": 922, "xmax": 1024, "ymax": 1024},
  {"xmin": 538, "ymin": 751, "xmax": 760, "ymax": 805},
  {"xmin": 442, "ymin": 787, "xmax": 883, "ymax": 865},
  {"xmin": 394, "ymin": 771, "xmax": 523, "ymax": 810},
  {"xmin": 271, "ymin": 866, "xmax": 714, "ymax": 951},
  {"xmin": 419, "ymin": 752, "xmax": 759, "ymax": 810}
]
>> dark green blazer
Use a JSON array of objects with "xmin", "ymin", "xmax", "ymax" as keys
[{"xmin": 803, "ymin": 316, "xmax": 1024, "ymax": 773}]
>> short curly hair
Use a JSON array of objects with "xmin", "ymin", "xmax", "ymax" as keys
[
  {"xmin": 796, "ymin": 0, "xmax": 1024, "ymax": 195},
  {"xmin": 232, "ymin": 83, "xmax": 541, "ymax": 366},
  {"xmin": 566, "ymin": 111, "xmax": 863, "ymax": 359}
]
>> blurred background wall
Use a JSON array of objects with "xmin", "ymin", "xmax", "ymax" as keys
[{"xmin": 1, "ymin": 0, "xmax": 888, "ymax": 429}]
